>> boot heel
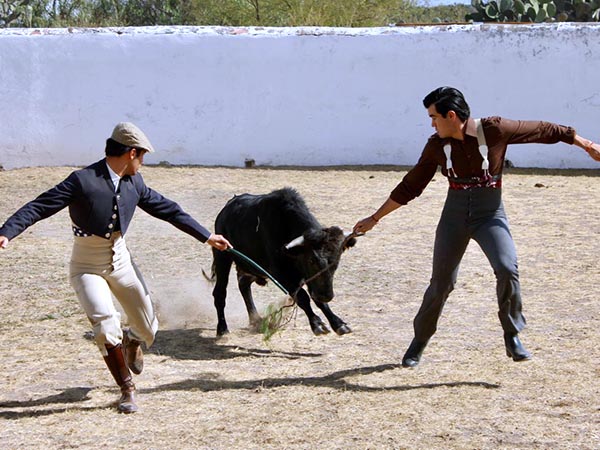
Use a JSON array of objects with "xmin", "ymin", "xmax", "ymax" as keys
[{"xmin": 504, "ymin": 334, "xmax": 531, "ymax": 362}]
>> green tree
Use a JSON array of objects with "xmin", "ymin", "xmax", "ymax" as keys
[
  {"xmin": 396, "ymin": 3, "xmax": 472, "ymax": 23},
  {"xmin": 1, "ymin": 0, "xmax": 33, "ymax": 27},
  {"xmin": 4, "ymin": 0, "xmax": 597, "ymax": 28}
]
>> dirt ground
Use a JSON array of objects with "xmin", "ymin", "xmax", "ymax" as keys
[{"xmin": 0, "ymin": 165, "xmax": 598, "ymax": 449}]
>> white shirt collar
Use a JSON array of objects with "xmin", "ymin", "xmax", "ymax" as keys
[{"xmin": 105, "ymin": 161, "xmax": 121, "ymax": 192}]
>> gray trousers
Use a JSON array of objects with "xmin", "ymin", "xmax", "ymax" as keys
[{"xmin": 413, "ymin": 187, "xmax": 526, "ymax": 343}]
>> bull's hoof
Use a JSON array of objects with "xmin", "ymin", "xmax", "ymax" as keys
[
  {"xmin": 311, "ymin": 324, "xmax": 331, "ymax": 335},
  {"xmin": 216, "ymin": 328, "xmax": 230, "ymax": 338},
  {"xmin": 334, "ymin": 324, "xmax": 352, "ymax": 335},
  {"xmin": 249, "ymin": 317, "xmax": 263, "ymax": 333}
]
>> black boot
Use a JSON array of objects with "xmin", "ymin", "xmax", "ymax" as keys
[
  {"xmin": 103, "ymin": 344, "xmax": 138, "ymax": 413},
  {"xmin": 504, "ymin": 333, "xmax": 531, "ymax": 362},
  {"xmin": 402, "ymin": 338, "xmax": 428, "ymax": 368}
]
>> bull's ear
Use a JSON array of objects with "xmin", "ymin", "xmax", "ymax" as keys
[{"xmin": 343, "ymin": 237, "xmax": 357, "ymax": 250}]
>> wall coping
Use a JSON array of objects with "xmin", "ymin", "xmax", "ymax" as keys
[{"xmin": 1, "ymin": 22, "xmax": 599, "ymax": 38}]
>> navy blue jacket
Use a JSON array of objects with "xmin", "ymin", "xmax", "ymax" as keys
[{"xmin": 0, "ymin": 159, "xmax": 211, "ymax": 242}]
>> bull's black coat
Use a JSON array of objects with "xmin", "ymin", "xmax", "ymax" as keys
[{"xmin": 209, "ymin": 187, "xmax": 355, "ymax": 336}]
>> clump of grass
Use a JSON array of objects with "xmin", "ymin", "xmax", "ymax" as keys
[{"xmin": 260, "ymin": 297, "xmax": 297, "ymax": 341}]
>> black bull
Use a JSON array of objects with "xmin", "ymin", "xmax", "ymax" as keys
[{"xmin": 207, "ymin": 188, "xmax": 357, "ymax": 336}]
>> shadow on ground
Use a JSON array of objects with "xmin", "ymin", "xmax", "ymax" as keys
[
  {"xmin": 145, "ymin": 363, "xmax": 500, "ymax": 394},
  {"xmin": 147, "ymin": 328, "xmax": 323, "ymax": 361},
  {"xmin": 0, "ymin": 362, "xmax": 500, "ymax": 420},
  {"xmin": 0, "ymin": 387, "xmax": 109, "ymax": 419}
]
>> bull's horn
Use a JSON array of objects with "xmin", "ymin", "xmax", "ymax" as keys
[
  {"xmin": 343, "ymin": 230, "xmax": 364, "ymax": 238},
  {"xmin": 284, "ymin": 235, "xmax": 305, "ymax": 249}
]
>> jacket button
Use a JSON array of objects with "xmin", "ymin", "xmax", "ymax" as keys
[
  {"xmin": 105, "ymin": 233, "xmax": 110, "ymax": 238},
  {"xmin": 112, "ymin": 214, "xmax": 117, "ymax": 219},
  {"xmin": 108, "ymin": 224, "xmax": 114, "ymax": 229}
]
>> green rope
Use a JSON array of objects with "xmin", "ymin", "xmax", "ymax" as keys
[{"xmin": 226, "ymin": 247, "xmax": 289, "ymax": 296}]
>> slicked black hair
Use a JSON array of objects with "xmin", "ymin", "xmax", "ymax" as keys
[{"xmin": 423, "ymin": 86, "xmax": 471, "ymax": 121}]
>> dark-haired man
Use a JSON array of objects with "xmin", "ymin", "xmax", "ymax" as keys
[
  {"xmin": 0, "ymin": 122, "xmax": 231, "ymax": 412},
  {"xmin": 354, "ymin": 87, "xmax": 600, "ymax": 367}
]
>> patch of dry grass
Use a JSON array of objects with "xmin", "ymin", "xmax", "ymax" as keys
[{"xmin": 0, "ymin": 166, "xmax": 599, "ymax": 449}]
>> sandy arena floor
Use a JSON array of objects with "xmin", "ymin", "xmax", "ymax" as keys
[{"xmin": 0, "ymin": 165, "xmax": 598, "ymax": 449}]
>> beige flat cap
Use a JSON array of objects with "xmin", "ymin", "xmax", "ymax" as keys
[{"xmin": 111, "ymin": 122, "xmax": 155, "ymax": 153}]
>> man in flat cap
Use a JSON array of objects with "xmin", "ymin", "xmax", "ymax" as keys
[{"xmin": 0, "ymin": 122, "xmax": 231, "ymax": 413}]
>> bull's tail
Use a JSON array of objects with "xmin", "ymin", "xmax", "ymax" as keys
[{"xmin": 202, "ymin": 259, "xmax": 216, "ymax": 283}]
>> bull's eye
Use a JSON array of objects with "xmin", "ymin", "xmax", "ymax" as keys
[{"xmin": 311, "ymin": 253, "xmax": 324, "ymax": 267}]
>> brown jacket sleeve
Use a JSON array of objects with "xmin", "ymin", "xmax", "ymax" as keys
[
  {"xmin": 493, "ymin": 118, "xmax": 576, "ymax": 146},
  {"xmin": 389, "ymin": 138, "xmax": 441, "ymax": 205}
]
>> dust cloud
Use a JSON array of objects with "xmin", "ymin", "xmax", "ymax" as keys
[{"xmin": 145, "ymin": 274, "xmax": 267, "ymax": 331}]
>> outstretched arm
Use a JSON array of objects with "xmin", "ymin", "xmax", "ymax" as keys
[
  {"xmin": 353, "ymin": 197, "xmax": 402, "ymax": 234},
  {"xmin": 573, "ymin": 135, "xmax": 600, "ymax": 161}
]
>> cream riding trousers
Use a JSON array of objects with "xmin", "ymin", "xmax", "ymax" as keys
[{"xmin": 69, "ymin": 232, "xmax": 158, "ymax": 355}]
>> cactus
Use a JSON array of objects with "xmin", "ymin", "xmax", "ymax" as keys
[
  {"xmin": 467, "ymin": 0, "xmax": 523, "ymax": 21},
  {"xmin": 514, "ymin": 0, "xmax": 527, "ymax": 13},
  {"xmin": 466, "ymin": 0, "xmax": 599, "ymax": 22}
]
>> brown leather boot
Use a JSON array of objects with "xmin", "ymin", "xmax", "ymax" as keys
[
  {"xmin": 123, "ymin": 331, "xmax": 144, "ymax": 375},
  {"xmin": 118, "ymin": 380, "xmax": 137, "ymax": 413},
  {"xmin": 103, "ymin": 344, "xmax": 139, "ymax": 413}
]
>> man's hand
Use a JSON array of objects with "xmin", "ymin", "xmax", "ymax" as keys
[
  {"xmin": 353, "ymin": 215, "xmax": 379, "ymax": 234},
  {"xmin": 585, "ymin": 141, "xmax": 600, "ymax": 161},
  {"xmin": 206, "ymin": 234, "xmax": 231, "ymax": 251},
  {"xmin": 353, "ymin": 198, "xmax": 401, "ymax": 234},
  {"xmin": 0, "ymin": 236, "xmax": 8, "ymax": 249}
]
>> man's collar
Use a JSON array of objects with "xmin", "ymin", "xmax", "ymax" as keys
[
  {"xmin": 105, "ymin": 160, "xmax": 122, "ymax": 192},
  {"xmin": 105, "ymin": 160, "xmax": 120, "ymax": 179},
  {"xmin": 464, "ymin": 118, "xmax": 477, "ymax": 138},
  {"xmin": 442, "ymin": 118, "xmax": 476, "ymax": 144}
]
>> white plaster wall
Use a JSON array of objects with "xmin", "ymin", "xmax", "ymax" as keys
[{"xmin": 0, "ymin": 24, "xmax": 599, "ymax": 169}]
